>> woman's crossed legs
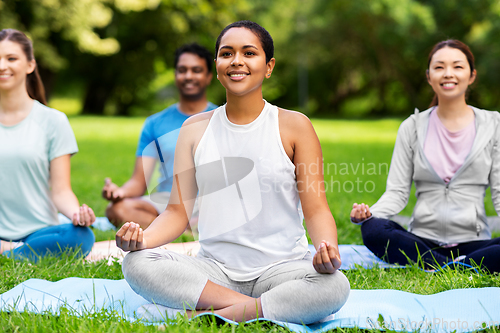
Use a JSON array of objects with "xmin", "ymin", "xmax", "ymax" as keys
[
  {"xmin": 361, "ymin": 217, "xmax": 500, "ymax": 273},
  {"xmin": 1, "ymin": 224, "xmax": 94, "ymax": 261},
  {"xmin": 122, "ymin": 249, "xmax": 350, "ymax": 324}
]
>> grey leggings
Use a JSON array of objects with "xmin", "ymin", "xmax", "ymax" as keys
[{"xmin": 122, "ymin": 249, "xmax": 350, "ymax": 324}]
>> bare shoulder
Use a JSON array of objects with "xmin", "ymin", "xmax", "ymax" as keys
[
  {"xmin": 277, "ymin": 108, "xmax": 318, "ymax": 161},
  {"xmin": 180, "ymin": 110, "xmax": 214, "ymax": 138},
  {"xmin": 178, "ymin": 110, "xmax": 215, "ymax": 154},
  {"xmin": 278, "ymin": 107, "xmax": 315, "ymax": 133}
]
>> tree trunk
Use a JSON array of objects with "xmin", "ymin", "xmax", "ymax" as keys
[
  {"xmin": 82, "ymin": 82, "xmax": 110, "ymax": 115},
  {"xmin": 37, "ymin": 66, "xmax": 56, "ymax": 100}
]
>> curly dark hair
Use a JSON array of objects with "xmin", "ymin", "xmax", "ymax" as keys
[
  {"xmin": 174, "ymin": 43, "xmax": 213, "ymax": 72},
  {"xmin": 215, "ymin": 20, "xmax": 274, "ymax": 63}
]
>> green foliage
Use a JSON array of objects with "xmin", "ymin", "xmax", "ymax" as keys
[
  {"xmin": 67, "ymin": 0, "xmax": 247, "ymax": 115},
  {"xmin": 264, "ymin": 0, "xmax": 497, "ymax": 116},
  {"xmin": 236, "ymin": 0, "xmax": 500, "ymax": 117},
  {"xmin": 0, "ymin": 0, "xmax": 118, "ymax": 70},
  {"xmin": 4, "ymin": 0, "xmax": 500, "ymax": 116}
]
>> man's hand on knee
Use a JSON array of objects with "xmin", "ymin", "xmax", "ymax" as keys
[{"xmin": 102, "ymin": 177, "xmax": 125, "ymax": 201}]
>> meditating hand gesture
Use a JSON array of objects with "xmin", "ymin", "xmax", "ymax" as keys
[
  {"xmin": 72, "ymin": 204, "xmax": 96, "ymax": 227},
  {"xmin": 313, "ymin": 240, "xmax": 341, "ymax": 274},
  {"xmin": 102, "ymin": 177, "xmax": 126, "ymax": 201},
  {"xmin": 116, "ymin": 222, "xmax": 148, "ymax": 251},
  {"xmin": 350, "ymin": 203, "xmax": 372, "ymax": 223}
]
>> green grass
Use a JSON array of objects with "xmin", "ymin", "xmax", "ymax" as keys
[
  {"xmin": 69, "ymin": 116, "xmax": 498, "ymax": 244},
  {"xmin": 69, "ymin": 116, "xmax": 145, "ymax": 217},
  {"xmin": 2, "ymin": 116, "xmax": 500, "ymax": 332},
  {"xmin": 0, "ymin": 310, "xmax": 294, "ymax": 333},
  {"xmin": 49, "ymin": 97, "xmax": 83, "ymax": 117}
]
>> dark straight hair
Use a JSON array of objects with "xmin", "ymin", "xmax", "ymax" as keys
[
  {"xmin": 427, "ymin": 39, "xmax": 475, "ymax": 108},
  {"xmin": 0, "ymin": 29, "xmax": 47, "ymax": 105}
]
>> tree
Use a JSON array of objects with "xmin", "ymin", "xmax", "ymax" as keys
[
  {"xmin": 4, "ymin": 0, "xmax": 500, "ymax": 116},
  {"xmin": 266, "ymin": 0, "xmax": 498, "ymax": 117},
  {"xmin": 1, "ymin": 0, "xmax": 244, "ymax": 115},
  {"xmin": 75, "ymin": 0, "xmax": 246, "ymax": 115},
  {"xmin": 0, "ymin": 0, "xmax": 119, "ymax": 96}
]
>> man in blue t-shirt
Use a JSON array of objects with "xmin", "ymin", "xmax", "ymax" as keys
[{"xmin": 102, "ymin": 43, "xmax": 217, "ymax": 229}]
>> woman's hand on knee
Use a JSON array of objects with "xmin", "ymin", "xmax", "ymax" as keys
[
  {"xmin": 350, "ymin": 203, "xmax": 372, "ymax": 223},
  {"xmin": 313, "ymin": 241, "xmax": 341, "ymax": 274},
  {"xmin": 72, "ymin": 204, "xmax": 96, "ymax": 227},
  {"xmin": 116, "ymin": 222, "xmax": 148, "ymax": 251}
]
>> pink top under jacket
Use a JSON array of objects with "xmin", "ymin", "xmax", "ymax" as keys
[{"xmin": 424, "ymin": 109, "xmax": 476, "ymax": 183}]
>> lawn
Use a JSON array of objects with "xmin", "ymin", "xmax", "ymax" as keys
[{"xmin": 1, "ymin": 116, "xmax": 499, "ymax": 332}]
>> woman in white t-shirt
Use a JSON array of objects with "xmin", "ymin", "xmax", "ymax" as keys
[
  {"xmin": 351, "ymin": 40, "xmax": 500, "ymax": 273},
  {"xmin": 115, "ymin": 21, "xmax": 350, "ymax": 324},
  {"xmin": 0, "ymin": 29, "xmax": 95, "ymax": 260}
]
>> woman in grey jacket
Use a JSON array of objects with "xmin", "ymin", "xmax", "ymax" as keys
[{"xmin": 351, "ymin": 39, "xmax": 500, "ymax": 273}]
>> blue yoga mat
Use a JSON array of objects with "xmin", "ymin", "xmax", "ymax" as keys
[
  {"xmin": 309, "ymin": 244, "xmax": 399, "ymax": 270},
  {"xmin": 58, "ymin": 214, "xmax": 116, "ymax": 232},
  {"xmin": 1, "ymin": 278, "xmax": 499, "ymax": 333},
  {"xmin": 55, "ymin": 214, "xmax": 474, "ymax": 272}
]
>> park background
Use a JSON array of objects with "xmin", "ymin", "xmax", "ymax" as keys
[
  {"xmin": 2, "ymin": 0, "xmax": 500, "ymax": 117},
  {"xmin": 2, "ymin": 1, "xmax": 500, "ymax": 332}
]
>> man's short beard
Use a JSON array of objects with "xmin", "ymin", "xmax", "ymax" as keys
[{"xmin": 181, "ymin": 91, "xmax": 205, "ymax": 101}]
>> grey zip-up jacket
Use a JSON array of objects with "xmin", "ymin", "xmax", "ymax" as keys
[{"xmin": 370, "ymin": 106, "xmax": 500, "ymax": 245}]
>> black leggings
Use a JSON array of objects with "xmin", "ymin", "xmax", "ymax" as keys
[{"xmin": 361, "ymin": 217, "xmax": 500, "ymax": 273}]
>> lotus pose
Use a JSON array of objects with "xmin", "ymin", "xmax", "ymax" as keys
[
  {"xmin": 116, "ymin": 21, "xmax": 350, "ymax": 323},
  {"xmin": 0, "ymin": 29, "xmax": 95, "ymax": 260},
  {"xmin": 351, "ymin": 40, "xmax": 500, "ymax": 273},
  {"xmin": 103, "ymin": 43, "xmax": 216, "ymax": 230}
]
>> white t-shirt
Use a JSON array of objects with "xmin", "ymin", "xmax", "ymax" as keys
[{"xmin": 0, "ymin": 101, "xmax": 78, "ymax": 240}]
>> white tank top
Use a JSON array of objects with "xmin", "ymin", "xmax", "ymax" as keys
[{"xmin": 194, "ymin": 101, "xmax": 309, "ymax": 281}]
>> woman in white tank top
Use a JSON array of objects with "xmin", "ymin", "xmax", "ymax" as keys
[{"xmin": 116, "ymin": 21, "xmax": 350, "ymax": 324}]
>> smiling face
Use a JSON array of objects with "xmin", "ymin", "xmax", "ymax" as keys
[
  {"xmin": 0, "ymin": 39, "xmax": 35, "ymax": 94},
  {"xmin": 175, "ymin": 52, "xmax": 212, "ymax": 101},
  {"xmin": 215, "ymin": 27, "xmax": 275, "ymax": 97},
  {"xmin": 427, "ymin": 46, "xmax": 476, "ymax": 103}
]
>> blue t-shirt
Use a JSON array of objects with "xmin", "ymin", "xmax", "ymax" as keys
[{"xmin": 136, "ymin": 102, "xmax": 217, "ymax": 193}]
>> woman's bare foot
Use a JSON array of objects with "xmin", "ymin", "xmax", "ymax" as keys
[{"xmin": 0, "ymin": 240, "xmax": 23, "ymax": 255}]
